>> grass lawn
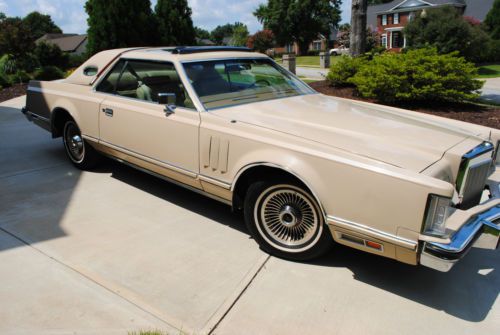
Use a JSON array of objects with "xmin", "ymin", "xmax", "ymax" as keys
[
  {"xmin": 477, "ymin": 64, "xmax": 500, "ymax": 78},
  {"xmin": 276, "ymin": 56, "xmax": 341, "ymax": 68}
]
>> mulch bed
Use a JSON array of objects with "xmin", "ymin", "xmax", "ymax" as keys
[
  {"xmin": 310, "ymin": 80, "xmax": 500, "ymax": 130},
  {"xmin": 0, "ymin": 84, "xmax": 28, "ymax": 103}
]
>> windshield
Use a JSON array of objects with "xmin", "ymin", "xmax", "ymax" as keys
[{"xmin": 182, "ymin": 58, "xmax": 315, "ymax": 110}]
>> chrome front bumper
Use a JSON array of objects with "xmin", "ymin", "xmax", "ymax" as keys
[{"xmin": 420, "ymin": 205, "xmax": 500, "ymax": 272}]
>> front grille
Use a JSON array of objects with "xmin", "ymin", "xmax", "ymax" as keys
[
  {"xmin": 457, "ymin": 142, "xmax": 494, "ymax": 209},
  {"xmin": 461, "ymin": 160, "xmax": 491, "ymax": 209}
]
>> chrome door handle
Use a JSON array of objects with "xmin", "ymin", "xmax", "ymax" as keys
[{"xmin": 102, "ymin": 108, "xmax": 113, "ymax": 117}]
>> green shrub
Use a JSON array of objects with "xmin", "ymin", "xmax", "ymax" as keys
[
  {"xmin": 68, "ymin": 54, "xmax": 88, "ymax": 68},
  {"xmin": 307, "ymin": 50, "xmax": 321, "ymax": 56},
  {"xmin": 34, "ymin": 66, "xmax": 65, "ymax": 81},
  {"xmin": 8, "ymin": 70, "xmax": 31, "ymax": 84},
  {"xmin": 34, "ymin": 42, "xmax": 69, "ymax": 68},
  {"xmin": 326, "ymin": 55, "xmax": 367, "ymax": 87},
  {"xmin": 0, "ymin": 73, "xmax": 11, "ymax": 88},
  {"xmin": 349, "ymin": 48, "xmax": 483, "ymax": 104},
  {"xmin": 0, "ymin": 54, "xmax": 18, "ymax": 74}
]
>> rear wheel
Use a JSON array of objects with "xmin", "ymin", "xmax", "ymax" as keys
[
  {"xmin": 63, "ymin": 120, "xmax": 99, "ymax": 170},
  {"xmin": 244, "ymin": 181, "xmax": 333, "ymax": 261}
]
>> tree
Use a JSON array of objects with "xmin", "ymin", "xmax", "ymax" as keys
[
  {"xmin": 34, "ymin": 42, "xmax": 69, "ymax": 68},
  {"xmin": 0, "ymin": 17, "xmax": 34, "ymax": 59},
  {"xmin": 350, "ymin": 0, "xmax": 368, "ymax": 56},
  {"xmin": 211, "ymin": 23, "xmax": 244, "ymax": 45},
  {"xmin": 22, "ymin": 12, "xmax": 62, "ymax": 40},
  {"xmin": 231, "ymin": 24, "xmax": 249, "ymax": 46},
  {"xmin": 484, "ymin": 0, "xmax": 500, "ymax": 39},
  {"xmin": 337, "ymin": 23, "xmax": 350, "ymax": 47},
  {"xmin": 404, "ymin": 6, "xmax": 491, "ymax": 63},
  {"xmin": 247, "ymin": 29, "xmax": 275, "ymax": 52},
  {"xmin": 254, "ymin": 0, "xmax": 342, "ymax": 55},
  {"xmin": 155, "ymin": 0, "xmax": 196, "ymax": 46},
  {"xmin": 85, "ymin": 0, "xmax": 157, "ymax": 55},
  {"xmin": 195, "ymin": 27, "xmax": 211, "ymax": 40}
]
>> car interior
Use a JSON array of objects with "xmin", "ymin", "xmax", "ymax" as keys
[{"xmin": 97, "ymin": 60, "xmax": 195, "ymax": 109}]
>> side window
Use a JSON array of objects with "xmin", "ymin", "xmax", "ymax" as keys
[
  {"xmin": 96, "ymin": 60, "xmax": 126, "ymax": 94},
  {"xmin": 122, "ymin": 60, "xmax": 194, "ymax": 109}
]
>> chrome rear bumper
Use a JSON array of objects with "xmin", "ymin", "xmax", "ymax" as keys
[{"xmin": 420, "ymin": 205, "xmax": 500, "ymax": 272}]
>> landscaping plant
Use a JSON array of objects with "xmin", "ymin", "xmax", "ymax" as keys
[
  {"xmin": 34, "ymin": 66, "xmax": 65, "ymax": 81},
  {"xmin": 349, "ymin": 48, "xmax": 483, "ymax": 104},
  {"xmin": 326, "ymin": 55, "xmax": 368, "ymax": 87}
]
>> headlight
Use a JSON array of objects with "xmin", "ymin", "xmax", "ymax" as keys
[{"xmin": 423, "ymin": 195, "xmax": 452, "ymax": 236}]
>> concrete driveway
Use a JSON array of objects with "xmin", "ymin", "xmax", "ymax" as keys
[{"xmin": 0, "ymin": 96, "xmax": 499, "ymax": 335}]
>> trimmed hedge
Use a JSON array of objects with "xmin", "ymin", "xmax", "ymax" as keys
[
  {"xmin": 326, "ymin": 55, "xmax": 367, "ymax": 87},
  {"xmin": 347, "ymin": 48, "xmax": 483, "ymax": 104}
]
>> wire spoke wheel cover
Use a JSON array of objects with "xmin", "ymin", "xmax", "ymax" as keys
[
  {"xmin": 254, "ymin": 185, "xmax": 323, "ymax": 252},
  {"xmin": 64, "ymin": 122, "xmax": 85, "ymax": 164}
]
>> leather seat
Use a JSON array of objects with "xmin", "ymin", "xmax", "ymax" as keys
[{"xmin": 190, "ymin": 66, "xmax": 231, "ymax": 97}]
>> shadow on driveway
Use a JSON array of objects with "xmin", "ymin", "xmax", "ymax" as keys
[{"xmin": 311, "ymin": 243, "xmax": 498, "ymax": 322}]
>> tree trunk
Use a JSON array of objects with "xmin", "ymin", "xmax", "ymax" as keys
[
  {"xmin": 297, "ymin": 41, "xmax": 310, "ymax": 56},
  {"xmin": 350, "ymin": 0, "xmax": 368, "ymax": 57}
]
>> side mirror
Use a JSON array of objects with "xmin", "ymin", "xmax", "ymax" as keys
[{"xmin": 158, "ymin": 93, "xmax": 177, "ymax": 116}]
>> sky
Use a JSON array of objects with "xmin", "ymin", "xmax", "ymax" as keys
[{"xmin": 0, "ymin": 0, "xmax": 352, "ymax": 35}]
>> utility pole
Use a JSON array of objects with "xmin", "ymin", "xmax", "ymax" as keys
[{"xmin": 350, "ymin": 0, "xmax": 368, "ymax": 56}]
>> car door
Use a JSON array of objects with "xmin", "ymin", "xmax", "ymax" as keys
[{"xmin": 95, "ymin": 59, "xmax": 200, "ymax": 178}]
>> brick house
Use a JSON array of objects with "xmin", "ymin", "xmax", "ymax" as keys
[
  {"xmin": 368, "ymin": 0, "xmax": 495, "ymax": 52},
  {"xmin": 270, "ymin": 29, "xmax": 338, "ymax": 55}
]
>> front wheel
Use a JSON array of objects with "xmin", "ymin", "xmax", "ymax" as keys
[
  {"xmin": 244, "ymin": 182, "xmax": 333, "ymax": 261},
  {"xmin": 63, "ymin": 120, "xmax": 99, "ymax": 170}
]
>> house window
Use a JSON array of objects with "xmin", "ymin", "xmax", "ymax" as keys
[
  {"xmin": 382, "ymin": 14, "xmax": 387, "ymax": 25},
  {"xmin": 313, "ymin": 41, "xmax": 322, "ymax": 50},
  {"xmin": 392, "ymin": 31, "xmax": 404, "ymax": 48},
  {"xmin": 381, "ymin": 34, "xmax": 387, "ymax": 48},
  {"xmin": 394, "ymin": 13, "xmax": 400, "ymax": 24}
]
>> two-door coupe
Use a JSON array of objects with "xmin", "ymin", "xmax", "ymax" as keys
[{"xmin": 23, "ymin": 46, "xmax": 500, "ymax": 271}]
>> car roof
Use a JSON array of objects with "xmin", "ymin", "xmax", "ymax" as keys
[
  {"xmin": 123, "ymin": 47, "xmax": 269, "ymax": 62},
  {"xmin": 65, "ymin": 47, "xmax": 269, "ymax": 86}
]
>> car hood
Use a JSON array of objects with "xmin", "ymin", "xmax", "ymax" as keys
[{"xmin": 211, "ymin": 94, "xmax": 477, "ymax": 172}]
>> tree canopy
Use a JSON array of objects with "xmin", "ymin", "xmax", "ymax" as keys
[
  {"xmin": 85, "ymin": 0, "xmax": 157, "ymax": 55},
  {"xmin": 254, "ymin": 0, "xmax": 342, "ymax": 55},
  {"xmin": 22, "ymin": 12, "xmax": 62, "ymax": 40},
  {"xmin": 195, "ymin": 27, "xmax": 211, "ymax": 40},
  {"xmin": 211, "ymin": 23, "xmax": 245, "ymax": 45},
  {"xmin": 247, "ymin": 30, "xmax": 275, "ymax": 53},
  {"xmin": 0, "ymin": 17, "xmax": 35, "ymax": 59},
  {"xmin": 484, "ymin": 0, "xmax": 500, "ymax": 40},
  {"xmin": 231, "ymin": 24, "xmax": 249, "ymax": 46},
  {"xmin": 155, "ymin": 0, "xmax": 196, "ymax": 46},
  {"xmin": 404, "ymin": 6, "xmax": 490, "ymax": 63}
]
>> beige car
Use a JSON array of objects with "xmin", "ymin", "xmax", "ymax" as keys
[{"xmin": 23, "ymin": 46, "xmax": 500, "ymax": 271}]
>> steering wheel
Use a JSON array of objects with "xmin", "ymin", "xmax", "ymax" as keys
[{"xmin": 253, "ymin": 79, "xmax": 271, "ymax": 87}]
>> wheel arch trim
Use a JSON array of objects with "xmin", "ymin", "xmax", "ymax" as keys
[{"xmin": 231, "ymin": 162, "xmax": 328, "ymax": 218}]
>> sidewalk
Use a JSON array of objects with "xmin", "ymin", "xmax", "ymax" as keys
[{"xmin": 482, "ymin": 77, "xmax": 500, "ymax": 104}]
